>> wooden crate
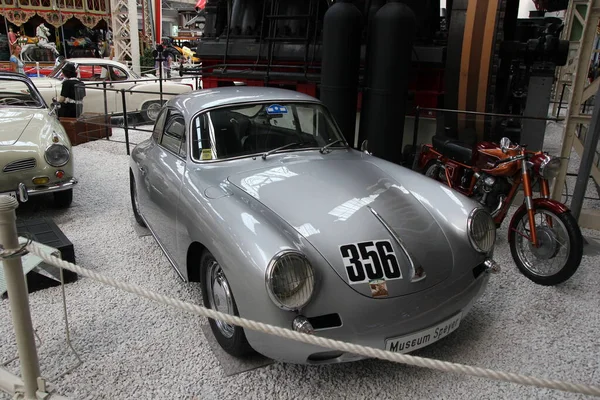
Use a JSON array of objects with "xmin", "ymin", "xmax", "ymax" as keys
[{"xmin": 59, "ymin": 113, "xmax": 112, "ymax": 146}]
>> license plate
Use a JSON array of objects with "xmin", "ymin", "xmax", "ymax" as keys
[
  {"xmin": 0, "ymin": 191, "xmax": 17, "ymax": 200},
  {"xmin": 385, "ymin": 313, "xmax": 462, "ymax": 353}
]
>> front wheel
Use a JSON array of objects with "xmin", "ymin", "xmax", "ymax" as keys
[
  {"xmin": 200, "ymin": 251, "xmax": 253, "ymax": 357},
  {"xmin": 508, "ymin": 205, "xmax": 583, "ymax": 285}
]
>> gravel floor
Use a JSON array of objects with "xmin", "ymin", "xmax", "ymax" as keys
[{"xmin": 1, "ymin": 121, "xmax": 599, "ymax": 400}]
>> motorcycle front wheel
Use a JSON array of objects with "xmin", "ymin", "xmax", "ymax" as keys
[{"xmin": 508, "ymin": 204, "xmax": 583, "ymax": 286}]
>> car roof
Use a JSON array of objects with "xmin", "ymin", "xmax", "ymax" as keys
[
  {"xmin": 168, "ymin": 87, "xmax": 321, "ymax": 119},
  {"xmin": 66, "ymin": 58, "xmax": 128, "ymax": 68},
  {"xmin": 0, "ymin": 71, "xmax": 34, "ymax": 81}
]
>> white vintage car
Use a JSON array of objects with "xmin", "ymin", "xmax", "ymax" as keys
[
  {"xmin": 31, "ymin": 58, "xmax": 194, "ymax": 122},
  {"xmin": 0, "ymin": 72, "xmax": 76, "ymax": 208}
]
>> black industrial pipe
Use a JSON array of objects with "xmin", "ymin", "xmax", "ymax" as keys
[
  {"xmin": 358, "ymin": 0, "xmax": 416, "ymax": 164},
  {"xmin": 320, "ymin": 0, "xmax": 363, "ymax": 145}
]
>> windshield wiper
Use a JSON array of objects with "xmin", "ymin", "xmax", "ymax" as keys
[
  {"xmin": 320, "ymin": 139, "xmax": 347, "ymax": 154},
  {"xmin": 261, "ymin": 142, "xmax": 301, "ymax": 160}
]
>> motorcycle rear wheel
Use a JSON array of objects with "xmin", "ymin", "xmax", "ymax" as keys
[
  {"xmin": 424, "ymin": 160, "xmax": 444, "ymax": 182},
  {"xmin": 508, "ymin": 204, "xmax": 583, "ymax": 286}
]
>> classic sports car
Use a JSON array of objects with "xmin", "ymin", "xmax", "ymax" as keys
[
  {"xmin": 0, "ymin": 72, "xmax": 76, "ymax": 208},
  {"xmin": 31, "ymin": 58, "xmax": 194, "ymax": 122},
  {"xmin": 129, "ymin": 87, "xmax": 499, "ymax": 364}
]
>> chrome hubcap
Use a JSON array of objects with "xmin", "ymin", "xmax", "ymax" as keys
[
  {"xmin": 515, "ymin": 209, "xmax": 570, "ymax": 277},
  {"xmin": 146, "ymin": 103, "xmax": 161, "ymax": 121},
  {"xmin": 206, "ymin": 260, "xmax": 235, "ymax": 338},
  {"xmin": 529, "ymin": 226, "xmax": 559, "ymax": 260}
]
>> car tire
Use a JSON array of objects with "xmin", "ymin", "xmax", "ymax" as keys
[
  {"xmin": 53, "ymin": 189, "xmax": 73, "ymax": 208},
  {"xmin": 141, "ymin": 101, "xmax": 164, "ymax": 123},
  {"xmin": 129, "ymin": 171, "xmax": 146, "ymax": 227},
  {"xmin": 200, "ymin": 250, "xmax": 254, "ymax": 358}
]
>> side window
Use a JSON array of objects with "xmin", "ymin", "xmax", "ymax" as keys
[
  {"xmin": 160, "ymin": 112, "xmax": 185, "ymax": 156},
  {"xmin": 191, "ymin": 113, "xmax": 213, "ymax": 161},
  {"xmin": 152, "ymin": 109, "xmax": 168, "ymax": 142},
  {"xmin": 110, "ymin": 66, "xmax": 128, "ymax": 81}
]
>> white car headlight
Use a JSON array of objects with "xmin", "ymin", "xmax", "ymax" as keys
[
  {"xmin": 266, "ymin": 251, "xmax": 315, "ymax": 311},
  {"xmin": 468, "ymin": 208, "xmax": 496, "ymax": 253},
  {"xmin": 45, "ymin": 144, "xmax": 70, "ymax": 167},
  {"xmin": 539, "ymin": 155, "xmax": 561, "ymax": 179}
]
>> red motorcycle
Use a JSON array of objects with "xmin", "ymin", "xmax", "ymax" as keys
[{"xmin": 416, "ymin": 135, "xmax": 583, "ymax": 285}]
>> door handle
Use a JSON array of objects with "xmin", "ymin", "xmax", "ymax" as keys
[{"xmin": 139, "ymin": 166, "xmax": 146, "ymax": 175}]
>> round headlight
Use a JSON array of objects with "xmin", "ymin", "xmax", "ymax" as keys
[
  {"xmin": 266, "ymin": 251, "xmax": 315, "ymax": 311},
  {"xmin": 539, "ymin": 155, "xmax": 561, "ymax": 179},
  {"xmin": 468, "ymin": 208, "xmax": 496, "ymax": 253},
  {"xmin": 45, "ymin": 144, "xmax": 70, "ymax": 167}
]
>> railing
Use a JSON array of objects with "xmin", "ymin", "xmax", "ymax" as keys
[{"xmin": 1, "ymin": 197, "xmax": 600, "ymax": 398}]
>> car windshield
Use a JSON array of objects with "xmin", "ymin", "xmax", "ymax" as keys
[
  {"xmin": 190, "ymin": 102, "xmax": 346, "ymax": 161},
  {"xmin": 0, "ymin": 78, "xmax": 44, "ymax": 108}
]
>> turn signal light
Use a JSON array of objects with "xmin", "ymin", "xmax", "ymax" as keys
[
  {"xmin": 55, "ymin": 170, "xmax": 65, "ymax": 179},
  {"xmin": 32, "ymin": 177, "xmax": 50, "ymax": 185},
  {"xmin": 52, "ymin": 136, "xmax": 59, "ymax": 143}
]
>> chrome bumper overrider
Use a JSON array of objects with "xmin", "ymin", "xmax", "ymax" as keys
[{"xmin": 17, "ymin": 178, "xmax": 78, "ymax": 202}]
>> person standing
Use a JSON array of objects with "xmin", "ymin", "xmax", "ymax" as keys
[
  {"xmin": 9, "ymin": 45, "xmax": 24, "ymax": 74},
  {"xmin": 8, "ymin": 27, "xmax": 17, "ymax": 54},
  {"xmin": 57, "ymin": 63, "xmax": 86, "ymax": 118}
]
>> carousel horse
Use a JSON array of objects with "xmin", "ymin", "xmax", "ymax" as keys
[{"xmin": 20, "ymin": 23, "xmax": 60, "ymax": 62}]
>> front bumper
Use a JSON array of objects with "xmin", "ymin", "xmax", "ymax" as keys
[
  {"xmin": 245, "ymin": 262, "xmax": 494, "ymax": 364},
  {"xmin": 17, "ymin": 178, "xmax": 77, "ymax": 202}
]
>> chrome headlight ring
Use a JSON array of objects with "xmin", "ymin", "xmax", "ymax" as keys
[
  {"xmin": 265, "ymin": 250, "xmax": 315, "ymax": 311},
  {"xmin": 467, "ymin": 208, "xmax": 496, "ymax": 254},
  {"xmin": 45, "ymin": 144, "xmax": 70, "ymax": 167},
  {"xmin": 539, "ymin": 155, "xmax": 561, "ymax": 180}
]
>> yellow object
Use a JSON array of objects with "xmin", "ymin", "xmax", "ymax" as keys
[
  {"xmin": 32, "ymin": 177, "xmax": 50, "ymax": 185},
  {"xmin": 201, "ymin": 149, "xmax": 213, "ymax": 160}
]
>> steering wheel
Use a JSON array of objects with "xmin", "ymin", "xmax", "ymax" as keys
[{"xmin": 0, "ymin": 97, "xmax": 24, "ymax": 105}]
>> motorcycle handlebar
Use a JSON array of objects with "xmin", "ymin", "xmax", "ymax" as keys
[{"xmin": 494, "ymin": 154, "xmax": 526, "ymax": 167}]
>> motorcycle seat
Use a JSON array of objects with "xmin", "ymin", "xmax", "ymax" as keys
[{"xmin": 431, "ymin": 135, "xmax": 474, "ymax": 165}]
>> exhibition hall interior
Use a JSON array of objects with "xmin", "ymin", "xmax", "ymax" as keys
[{"xmin": 1, "ymin": 0, "xmax": 600, "ymax": 398}]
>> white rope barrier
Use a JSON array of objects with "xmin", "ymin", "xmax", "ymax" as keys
[{"xmin": 21, "ymin": 242, "xmax": 600, "ymax": 397}]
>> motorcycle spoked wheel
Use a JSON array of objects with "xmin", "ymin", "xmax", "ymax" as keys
[
  {"xmin": 424, "ymin": 160, "xmax": 445, "ymax": 182},
  {"xmin": 508, "ymin": 204, "xmax": 583, "ymax": 286}
]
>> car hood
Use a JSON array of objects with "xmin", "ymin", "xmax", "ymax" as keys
[
  {"xmin": 0, "ymin": 108, "xmax": 43, "ymax": 145},
  {"xmin": 227, "ymin": 159, "xmax": 454, "ymax": 298}
]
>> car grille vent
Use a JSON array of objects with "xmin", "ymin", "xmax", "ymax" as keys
[{"xmin": 3, "ymin": 158, "xmax": 37, "ymax": 173}]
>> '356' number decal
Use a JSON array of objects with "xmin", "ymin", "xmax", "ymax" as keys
[{"xmin": 339, "ymin": 240, "xmax": 402, "ymax": 284}]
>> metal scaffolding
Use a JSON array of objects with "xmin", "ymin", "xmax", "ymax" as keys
[
  {"xmin": 110, "ymin": 0, "xmax": 141, "ymax": 73},
  {"xmin": 553, "ymin": 0, "xmax": 600, "ymax": 230}
]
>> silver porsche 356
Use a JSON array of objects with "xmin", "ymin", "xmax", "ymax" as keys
[{"xmin": 129, "ymin": 87, "xmax": 499, "ymax": 364}]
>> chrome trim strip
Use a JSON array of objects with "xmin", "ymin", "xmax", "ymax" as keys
[
  {"xmin": 2, "ymin": 158, "xmax": 37, "ymax": 173},
  {"xmin": 367, "ymin": 206, "xmax": 426, "ymax": 283},
  {"xmin": 25, "ymin": 178, "xmax": 78, "ymax": 196},
  {"xmin": 139, "ymin": 212, "xmax": 187, "ymax": 282}
]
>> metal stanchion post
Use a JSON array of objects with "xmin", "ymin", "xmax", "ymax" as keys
[
  {"xmin": 103, "ymin": 81, "xmax": 109, "ymax": 140},
  {"xmin": 0, "ymin": 196, "xmax": 41, "ymax": 400},
  {"xmin": 158, "ymin": 53, "xmax": 164, "ymax": 105},
  {"xmin": 557, "ymin": 83, "xmax": 567, "ymax": 117},
  {"xmin": 121, "ymin": 89, "xmax": 130, "ymax": 156}
]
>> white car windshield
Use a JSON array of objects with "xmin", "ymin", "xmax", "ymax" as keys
[
  {"xmin": 0, "ymin": 78, "xmax": 44, "ymax": 108},
  {"xmin": 190, "ymin": 102, "xmax": 346, "ymax": 161}
]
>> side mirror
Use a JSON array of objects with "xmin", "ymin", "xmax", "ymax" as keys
[
  {"xmin": 360, "ymin": 140, "xmax": 371, "ymax": 155},
  {"xmin": 48, "ymin": 101, "xmax": 61, "ymax": 116},
  {"xmin": 500, "ymin": 137, "xmax": 511, "ymax": 153}
]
